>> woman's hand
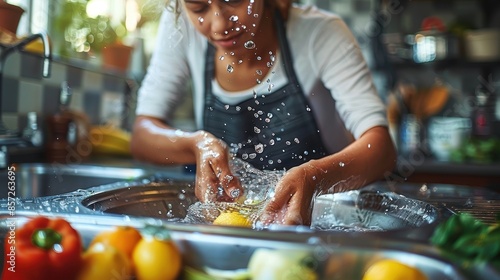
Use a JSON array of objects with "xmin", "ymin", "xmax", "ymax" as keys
[
  {"xmin": 261, "ymin": 164, "xmax": 319, "ymax": 225},
  {"xmin": 193, "ymin": 131, "xmax": 243, "ymax": 202}
]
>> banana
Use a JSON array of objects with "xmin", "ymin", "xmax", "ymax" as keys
[{"xmin": 90, "ymin": 126, "xmax": 131, "ymax": 156}]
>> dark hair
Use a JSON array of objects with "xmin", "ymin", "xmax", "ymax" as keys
[{"xmin": 163, "ymin": 0, "xmax": 289, "ymax": 22}]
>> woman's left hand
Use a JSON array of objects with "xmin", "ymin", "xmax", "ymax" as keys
[{"xmin": 261, "ymin": 165, "xmax": 318, "ymax": 225}]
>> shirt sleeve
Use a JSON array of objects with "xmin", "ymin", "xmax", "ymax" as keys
[
  {"xmin": 305, "ymin": 15, "xmax": 388, "ymax": 139},
  {"xmin": 135, "ymin": 8, "xmax": 192, "ymax": 123}
]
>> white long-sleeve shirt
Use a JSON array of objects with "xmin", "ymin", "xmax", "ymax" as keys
[{"xmin": 136, "ymin": 4, "xmax": 388, "ymax": 153}]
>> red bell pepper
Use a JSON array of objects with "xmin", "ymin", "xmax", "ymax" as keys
[{"xmin": 2, "ymin": 216, "xmax": 83, "ymax": 280}]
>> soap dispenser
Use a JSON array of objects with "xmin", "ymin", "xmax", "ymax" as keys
[{"xmin": 45, "ymin": 81, "xmax": 73, "ymax": 163}]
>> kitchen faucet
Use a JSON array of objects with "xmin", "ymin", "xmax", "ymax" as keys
[{"xmin": 0, "ymin": 32, "xmax": 52, "ymax": 141}]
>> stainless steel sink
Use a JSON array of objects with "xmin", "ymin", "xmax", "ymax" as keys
[
  {"xmin": 0, "ymin": 163, "xmax": 150, "ymax": 199},
  {"xmin": 0, "ymin": 213, "xmax": 497, "ymax": 280},
  {"xmin": 81, "ymin": 180, "xmax": 197, "ymax": 221}
]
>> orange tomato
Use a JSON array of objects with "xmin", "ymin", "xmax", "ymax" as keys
[
  {"xmin": 90, "ymin": 226, "xmax": 142, "ymax": 265},
  {"xmin": 132, "ymin": 234, "xmax": 182, "ymax": 280},
  {"xmin": 77, "ymin": 242, "xmax": 133, "ymax": 280}
]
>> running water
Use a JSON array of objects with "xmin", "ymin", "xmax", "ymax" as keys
[{"xmin": 182, "ymin": 158, "xmax": 284, "ymax": 227}]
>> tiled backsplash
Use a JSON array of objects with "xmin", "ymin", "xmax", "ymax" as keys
[{"xmin": 1, "ymin": 50, "xmax": 136, "ymax": 134}]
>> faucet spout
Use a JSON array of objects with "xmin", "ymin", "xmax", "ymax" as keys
[
  {"xmin": 0, "ymin": 32, "xmax": 52, "ymax": 136},
  {"xmin": 0, "ymin": 32, "xmax": 52, "ymax": 77}
]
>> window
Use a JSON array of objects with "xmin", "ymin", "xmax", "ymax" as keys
[{"xmin": 7, "ymin": 0, "xmax": 162, "ymax": 77}]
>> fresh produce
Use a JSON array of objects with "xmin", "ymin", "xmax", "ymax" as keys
[
  {"xmin": 213, "ymin": 211, "xmax": 252, "ymax": 228},
  {"xmin": 76, "ymin": 242, "xmax": 133, "ymax": 280},
  {"xmin": 450, "ymin": 137, "xmax": 500, "ymax": 163},
  {"xmin": 1, "ymin": 216, "xmax": 83, "ymax": 280},
  {"xmin": 362, "ymin": 259, "xmax": 427, "ymax": 280},
  {"xmin": 90, "ymin": 125, "xmax": 131, "ymax": 156},
  {"xmin": 89, "ymin": 225, "xmax": 142, "ymax": 267},
  {"xmin": 132, "ymin": 226, "xmax": 182, "ymax": 280},
  {"xmin": 430, "ymin": 213, "xmax": 500, "ymax": 270},
  {"xmin": 247, "ymin": 248, "xmax": 318, "ymax": 280}
]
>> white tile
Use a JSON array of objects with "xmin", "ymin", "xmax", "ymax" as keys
[{"xmin": 81, "ymin": 71, "xmax": 103, "ymax": 91}]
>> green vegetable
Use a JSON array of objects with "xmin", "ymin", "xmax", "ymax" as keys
[{"xmin": 430, "ymin": 213, "xmax": 500, "ymax": 270}]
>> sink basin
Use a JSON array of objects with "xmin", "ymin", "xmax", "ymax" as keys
[
  {"xmin": 0, "ymin": 163, "xmax": 150, "ymax": 199},
  {"xmin": 81, "ymin": 180, "xmax": 197, "ymax": 221},
  {"xmin": 311, "ymin": 190, "xmax": 441, "ymax": 231}
]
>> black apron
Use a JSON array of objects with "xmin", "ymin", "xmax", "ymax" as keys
[{"xmin": 203, "ymin": 11, "xmax": 328, "ymax": 170}]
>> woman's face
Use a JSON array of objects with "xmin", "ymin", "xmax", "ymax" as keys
[{"xmin": 182, "ymin": 0, "xmax": 267, "ymax": 52}]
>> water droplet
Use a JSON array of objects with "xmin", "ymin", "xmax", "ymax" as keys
[
  {"xmin": 236, "ymin": 106, "xmax": 241, "ymax": 111},
  {"xmin": 254, "ymin": 127, "xmax": 261, "ymax": 133},
  {"xmin": 306, "ymin": 106, "xmax": 311, "ymax": 111},
  {"xmin": 244, "ymin": 40, "xmax": 256, "ymax": 49},
  {"xmin": 256, "ymin": 69, "xmax": 262, "ymax": 75},
  {"xmin": 294, "ymin": 138, "xmax": 300, "ymax": 143},
  {"xmin": 253, "ymin": 14, "xmax": 259, "ymax": 18},
  {"xmin": 235, "ymin": 27, "xmax": 241, "ymax": 32},
  {"xmin": 198, "ymin": 17, "xmax": 204, "ymax": 23},
  {"xmin": 249, "ymin": 153, "xmax": 257, "ymax": 159},
  {"xmin": 257, "ymin": 56, "xmax": 262, "ymax": 60},
  {"xmin": 269, "ymin": 139, "xmax": 275, "ymax": 145},
  {"xmin": 229, "ymin": 15, "xmax": 239, "ymax": 22},
  {"xmin": 253, "ymin": 90, "xmax": 258, "ymax": 98},
  {"xmin": 286, "ymin": 141, "xmax": 291, "ymax": 145},
  {"xmin": 339, "ymin": 162, "xmax": 345, "ymax": 167},
  {"xmin": 367, "ymin": 144, "xmax": 371, "ymax": 148},
  {"xmin": 256, "ymin": 79, "xmax": 262, "ymax": 84},
  {"xmin": 226, "ymin": 65, "xmax": 234, "ymax": 73},
  {"xmin": 238, "ymin": 60, "xmax": 243, "ymax": 64},
  {"xmin": 224, "ymin": 104, "xmax": 230, "ymax": 110},
  {"xmin": 242, "ymin": 153, "xmax": 248, "ymax": 160},
  {"xmin": 255, "ymin": 143, "xmax": 264, "ymax": 153},
  {"xmin": 219, "ymin": 55, "xmax": 224, "ymax": 60}
]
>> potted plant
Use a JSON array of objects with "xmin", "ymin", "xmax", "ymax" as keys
[
  {"xmin": 52, "ymin": 0, "xmax": 133, "ymax": 71},
  {"xmin": 0, "ymin": 0, "xmax": 24, "ymax": 34}
]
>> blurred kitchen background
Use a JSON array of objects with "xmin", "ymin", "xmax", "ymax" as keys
[{"xmin": 1, "ymin": 0, "xmax": 499, "ymax": 187}]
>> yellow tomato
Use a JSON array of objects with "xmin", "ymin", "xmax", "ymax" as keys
[
  {"xmin": 90, "ymin": 226, "xmax": 142, "ymax": 265},
  {"xmin": 362, "ymin": 259, "xmax": 427, "ymax": 280},
  {"xmin": 133, "ymin": 235, "xmax": 182, "ymax": 280},
  {"xmin": 76, "ymin": 242, "xmax": 133, "ymax": 280},
  {"xmin": 213, "ymin": 211, "xmax": 252, "ymax": 228}
]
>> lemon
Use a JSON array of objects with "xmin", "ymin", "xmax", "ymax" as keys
[
  {"xmin": 362, "ymin": 259, "xmax": 427, "ymax": 280},
  {"xmin": 213, "ymin": 211, "xmax": 252, "ymax": 228}
]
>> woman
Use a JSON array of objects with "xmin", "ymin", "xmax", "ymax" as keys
[{"xmin": 131, "ymin": 0, "xmax": 397, "ymax": 225}]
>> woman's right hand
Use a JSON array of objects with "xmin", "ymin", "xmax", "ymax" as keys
[{"xmin": 192, "ymin": 131, "xmax": 243, "ymax": 203}]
